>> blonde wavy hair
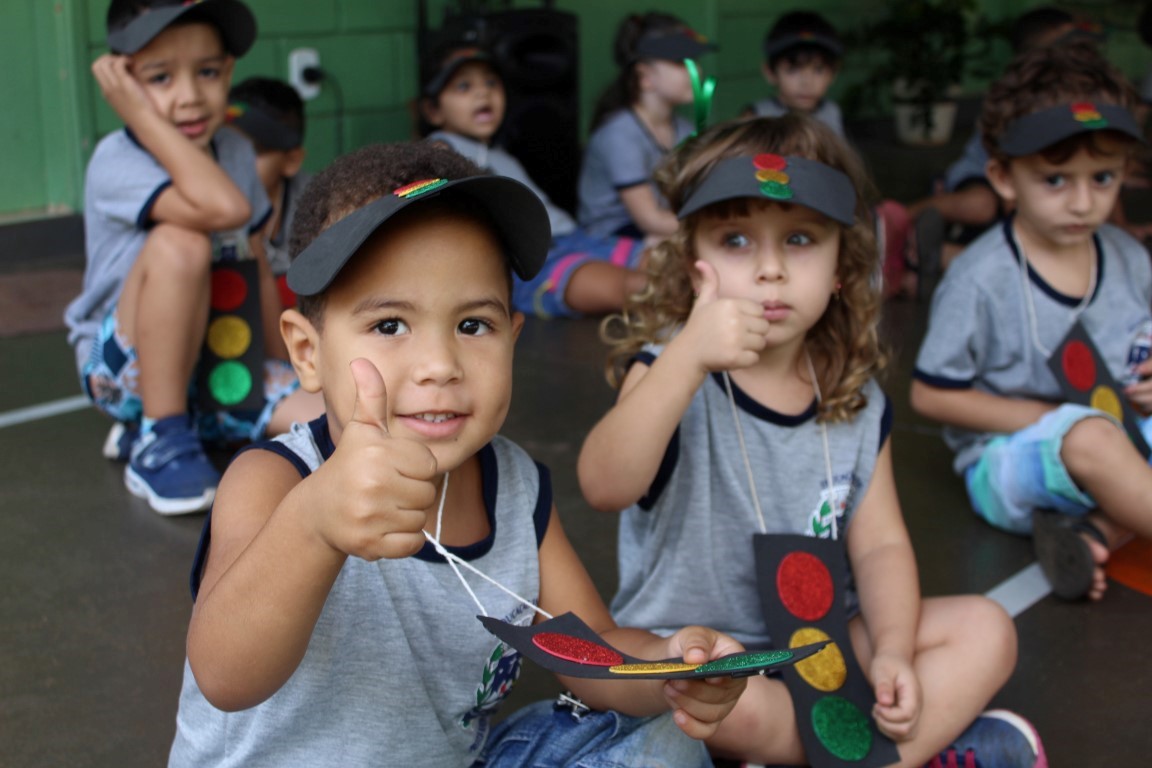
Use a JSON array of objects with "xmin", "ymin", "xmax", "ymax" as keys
[{"xmin": 602, "ymin": 114, "xmax": 888, "ymax": 423}]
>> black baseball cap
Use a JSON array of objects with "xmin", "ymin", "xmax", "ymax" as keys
[
  {"xmin": 763, "ymin": 31, "xmax": 843, "ymax": 61},
  {"xmin": 226, "ymin": 100, "xmax": 302, "ymax": 150},
  {"xmin": 288, "ymin": 176, "xmax": 550, "ymax": 297},
  {"xmin": 107, "ymin": 0, "xmax": 257, "ymax": 56},
  {"xmin": 998, "ymin": 102, "xmax": 1144, "ymax": 156},
  {"xmin": 422, "ymin": 46, "xmax": 498, "ymax": 98},
  {"xmin": 679, "ymin": 154, "xmax": 857, "ymax": 226},
  {"xmin": 633, "ymin": 25, "xmax": 716, "ymax": 62}
]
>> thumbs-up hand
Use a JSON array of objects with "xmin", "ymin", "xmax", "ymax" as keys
[
  {"xmin": 680, "ymin": 260, "xmax": 770, "ymax": 374},
  {"xmin": 312, "ymin": 358, "xmax": 439, "ymax": 561}
]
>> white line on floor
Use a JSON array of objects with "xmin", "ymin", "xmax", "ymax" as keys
[
  {"xmin": 985, "ymin": 562, "xmax": 1051, "ymax": 617},
  {"xmin": 0, "ymin": 395, "xmax": 89, "ymax": 430}
]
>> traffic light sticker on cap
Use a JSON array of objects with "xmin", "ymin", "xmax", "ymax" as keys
[
  {"xmin": 197, "ymin": 258, "xmax": 265, "ymax": 412},
  {"xmin": 754, "ymin": 534, "xmax": 899, "ymax": 768}
]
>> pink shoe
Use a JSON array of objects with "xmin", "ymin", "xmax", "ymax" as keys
[
  {"xmin": 926, "ymin": 709, "xmax": 1048, "ymax": 768},
  {"xmin": 874, "ymin": 199, "xmax": 911, "ymax": 299}
]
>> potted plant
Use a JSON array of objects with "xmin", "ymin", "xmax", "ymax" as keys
[{"xmin": 849, "ymin": 0, "xmax": 978, "ymax": 145}]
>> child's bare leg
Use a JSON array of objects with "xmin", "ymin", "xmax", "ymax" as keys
[
  {"xmin": 117, "ymin": 224, "xmax": 212, "ymax": 420},
  {"xmin": 851, "ymin": 595, "xmax": 1016, "ymax": 767},
  {"xmin": 562, "ymin": 262, "xmax": 647, "ymax": 315},
  {"xmin": 264, "ymin": 388, "xmax": 325, "ymax": 436},
  {"xmin": 706, "ymin": 674, "xmax": 806, "ymax": 765}
]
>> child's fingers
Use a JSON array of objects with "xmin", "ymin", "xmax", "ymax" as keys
[
  {"xmin": 348, "ymin": 358, "xmax": 390, "ymax": 435},
  {"xmin": 694, "ymin": 260, "xmax": 720, "ymax": 305}
]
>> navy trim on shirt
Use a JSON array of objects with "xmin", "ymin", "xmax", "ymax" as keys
[
  {"xmin": 138, "ymin": 181, "xmax": 172, "ymax": 229},
  {"xmin": 532, "ymin": 462, "xmax": 553, "ymax": 547},
  {"xmin": 712, "ymin": 371, "xmax": 819, "ymax": 425},
  {"xmin": 1003, "ymin": 216, "xmax": 1104, "ymax": 306},
  {"xmin": 911, "ymin": 369, "xmax": 973, "ymax": 389},
  {"xmin": 880, "ymin": 394, "xmax": 894, "ymax": 449}
]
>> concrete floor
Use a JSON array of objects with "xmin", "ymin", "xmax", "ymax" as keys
[{"xmin": 4, "ymin": 115, "xmax": 1152, "ymax": 764}]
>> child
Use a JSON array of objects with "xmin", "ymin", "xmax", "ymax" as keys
[
  {"xmin": 578, "ymin": 13, "xmax": 714, "ymax": 242},
  {"xmin": 910, "ymin": 41, "xmax": 1152, "ymax": 602},
  {"xmin": 167, "ymin": 142, "xmax": 748, "ymax": 767},
  {"xmin": 744, "ymin": 11, "xmax": 846, "ymax": 139},
  {"xmin": 227, "ymin": 76, "xmax": 311, "ymax": 308},
  {"xmin": 62, "ymin": 0, "xmax": 319, "ymax": 515},
  {"xmin": 419, "ymin": 43, "xmax": 647, "ymax": 318},
  {"xmin": 578, "ymin": 115, "xmax": 1041, "ymax": 766}
]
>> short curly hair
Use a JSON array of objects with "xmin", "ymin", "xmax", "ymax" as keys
[
  {"xmin": 980, "ymin": 40, "xmax": 1139, "ymax": 165},
  {"xmin": 289, "ymin": 141, "xmax": 493, "ymax": 326}
]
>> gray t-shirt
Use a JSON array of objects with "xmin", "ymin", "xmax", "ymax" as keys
[
  {"xmin": 427, "ymin": 130, "xmax": 575, "ymax": 237},
  {"xmin": 577, "ymin": 109, "xmax": 693, "ymax": 238},
  {"xmin": 64, "ymin": 125, "xmax": 270, "ymax": 373},
  {"xmin": 914, "ymin": 219, "xmax": 1152, "ymax": 473},
  {"xmin": 747, "ymin": 97, "xmax": 845, "ymax": 139},
  {"xmin": 611, "ymin": 349, "xmax": 891, "ymax": 647},
  {"xmin": 168, "ymin": 419, "xmax": 551, "ymax": 767}
]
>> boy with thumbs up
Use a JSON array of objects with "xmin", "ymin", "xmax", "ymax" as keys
[{"xmin": 168, "ymin": 141, "xmax": 750, "ymax": 767}]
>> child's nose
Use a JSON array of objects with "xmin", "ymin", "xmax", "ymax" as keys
[
  {"xmin": 755, "ymin": 248, "xmax": 786, "ymax": 281},
  {"xmin": 413, "ymin": 334, "xmax": 463, "ymax": 384}
]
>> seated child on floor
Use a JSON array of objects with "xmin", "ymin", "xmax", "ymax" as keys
[
  {"xmin": 911, "ymin": 41, "xmax": 1152, "ymax": 602},
  {"xmin": 419, "ymin": 42, "xmax": 647, "ymax": 318},
  {"xmin": 167, "ymin": 141, "xmax": 748, "ymax": 767}
]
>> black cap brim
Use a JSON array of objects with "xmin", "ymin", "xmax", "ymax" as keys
[
  {"xmin": 107, "ymin": 0, "xmax": 256, "ymax": 56},
  {"xmin": 998, "ymin": 103, "xmax": 1145, "ymax": 156},
  {"xmin": 422, "ymin": 51, "xmax": 496, "ymax": 98},
  {"xmin": 226, "ymin": 103, "xmax": 302, "ymax": 150},
  {"xmin": 634, "ymin": 31, "xmax": 716, "ymax": 62},
  {"xmin": 288, "ymin": 176, "xmax": 551, "ymax": 297},
  {"xmin": 764, "ymin": 32, "xmax": 843, "ymax": 60}
]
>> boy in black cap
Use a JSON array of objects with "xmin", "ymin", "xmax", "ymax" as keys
[
  {"xmin": 745, "ymin": 11, "xmax": 846, "ymax": 139},
  {"xmin": 912, "ymin": 41, "xmax": 1152, "ymax": 601},
  {"xmin": 168, "ymin": 141, "xmax": 747, "ymax": 767},
  {"xmin": 63, "ymin": 0, "xmax": 319, "ymax": 515},
  {"xmin": 227, "ymin": 76, "xmax": 311, "ymax": 306}
]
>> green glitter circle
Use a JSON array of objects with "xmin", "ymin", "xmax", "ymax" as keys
[
  {"xmin": 208, "ymin": 360, "xmax": 253, "ymax": 406},
  {"xmin": 760, "ymin": 180, "xmax": 793, "ymax": 200},
  {"xmin": 811, "ymin": 695, "xmax": 872, "ymax": 761},
  {"xmin": 695, "ymin": 649, "xmax": 793, "ymax": 676}
]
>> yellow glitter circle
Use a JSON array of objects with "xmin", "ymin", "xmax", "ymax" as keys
[
  {"xmin": 790, "ymin": 628, "xmax": 847, "ymax": 692},
  {"xmin": 207, "ymin": 316, "xmax": 252, "ymax": 359},
  {"xmin": 755, "ymin": 169, "xmax": 790, "ymax": 184},
  {"xmin": 1090, "ymin": 385, "xmax": 1122, "ymax": 420},
  {"xmin": 609, "ymin": 662, "xmax": 700, "ymax": 675}
]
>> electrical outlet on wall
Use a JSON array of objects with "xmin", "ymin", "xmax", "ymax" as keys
[{"xmin": 288, "ymin": 48, "xmax": 321, "ymax": 100}]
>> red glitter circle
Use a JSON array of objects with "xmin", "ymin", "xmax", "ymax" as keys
[
  {"xmin": 753, "ymin": 153, "xmax": 787, "ymax": 171},
  {"xmin": 777, "ymin": 551, "xmax": 834, "ymax": 621},
  {"xmin": 533, "ymin": 633, "xmax": 624, "ymax": 666},
  {"xmin": 211, "ymin": 268, "xmax": 248, "ymax": 312},
  {"xmin": 1062, "ymin": 340, "xmax": 1096, "ymax": 392}
]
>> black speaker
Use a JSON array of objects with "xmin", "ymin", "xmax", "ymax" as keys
[{"xmin": 419, "ymin": 7, "xmax": 581, "ymax": 214}]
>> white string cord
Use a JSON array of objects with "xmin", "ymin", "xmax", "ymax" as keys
[
  {"xmin": 723, "ymin": 349, "xmax": 840, "ymax": 541},
  {"xmin": 421, "ymin": 470, "xmax": 553, "ymax": 621},
  {"xmin": 1014, "ymin": 228, "xmax": 1096, "ymax": 358}
]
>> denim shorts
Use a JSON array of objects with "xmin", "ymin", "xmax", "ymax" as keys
[
  {"xmin": 513, "ymin": 231, "xmax": 645, "ymax": 318},
  {"xmin": 476, "ymin": 699, "xmax": 710, "ymax": 768},
  {"xmin": 964, "ymin": 403, "xmax": 1122, "ymax": 534},
  {"xmin": 81, "ymin": 303, "xmax": 298, "ymax": 444}
]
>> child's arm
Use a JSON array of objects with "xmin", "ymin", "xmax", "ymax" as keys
[
  {"xmin": 185, "ymin": 360, "xmax": 436, "ymax": 711},
  {"xmin": 845, "ymin": 438, "xmax": 922, "ymax": 741},
  {"xmin": 535, "ymin": 506, "xmax": 746, "ymax": 739},
  {"xmin": 909, "ymin": 378, "xmax": 1056, "ymax": 434},
  {"xmin": 618, "ymin": 184, "xmax": 681, "ymax": 238},
  {"xmin": 91, "ymin": 53, "xmax": 251, "ymax": 231},
  {"xmin": 578, "ymin": 261, "xmax": 769, "ymax": 511}
]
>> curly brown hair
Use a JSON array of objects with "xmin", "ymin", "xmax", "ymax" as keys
[
  {"xmin": 289, "ymin": 142, "xmax": 490, "ymax": 326},
  {"xmin": 603, "ymin": 114, "xmax": 888, "ymax": 423},
  {"xmin": 980, "ymin": 40, "xmax": 1139, "ymax": 165}
]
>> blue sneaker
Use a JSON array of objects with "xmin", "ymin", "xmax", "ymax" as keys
[
  {"xmin": 125, "ymin": 416, "xmax": 219, "ymax": 515},
  {"xmin": 102, "ymin": 422, "xmax": 139, "ymax": 462},
  {"xmin": 927, "ymin": 710, "xmax": 1048, "ymax": 768}
]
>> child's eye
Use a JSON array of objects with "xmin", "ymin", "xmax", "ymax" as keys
[
  {"xmin": 199, "ymin": 66, "xmax": 222, "ymax": 79},
  {"xmin": 373, "ymin": 318, "xmax": 409, "ymax": 336},
  {"xmin": 1093, "ymin": 171, "xmax": 1116, "ymax": 186},
  {"xmin": 721, "ymin": 232, "xmax": 751, "ymax": 249},
  {"xmin": 146, "ymin": 72, "xmax": 171, "ymax": 86},
  {"xmin": 458, "ymin": 317, "xmax": 494, "ymax": 336},
  {"xmin": 786, "ymin": 232, "xmax": 814, "ymax": 247},
  {"xmin": 1043, "ymin": 174, "xmax": 1065, "ymax": 189},
  {"xmin": 453, "ymin": 80, "xmax": 471, "ymax": 93}
]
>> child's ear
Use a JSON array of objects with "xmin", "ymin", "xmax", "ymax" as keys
[
  {"xmin": 282, "ymin": 147, "xmax": 306, "ymax": 178},
  {"xmin": 280, "ymin": 308, "xmax": 323, "ymax": 393},
  {"xmin": 984, "ymin": 158, "xmax": 1017, "ymax": 205},
  {"xmin": 761, "ymin": 61, "xmax": 779, "ymax": 86},
  {"xmin": 420, "ymin": 97, "xmax": 445, "ymax": 128}
]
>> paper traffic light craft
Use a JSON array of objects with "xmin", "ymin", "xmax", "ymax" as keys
[
  {"xmin": 479, "ymin": 611, "xmax": 829, "ymax": 680},
  {"xmin": 197, "ymin": 257, "xmax": 265, "ymax": 413},
  {"xmin": 1047, "ymin": 320, "xmax": 1151, "ymax": 458},
  {"xmin": 754, "ymin": 534, "xmax": 899, "ymax": 768}
]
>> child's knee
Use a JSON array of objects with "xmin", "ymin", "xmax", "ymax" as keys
[
  {"xmin": 957, "ymin": 596, "xmax": 1017, "ymax": 671},
  {"xmin": 141, "ymin": 224, "xmax": 213, "ymax": 275},
  {"xmin": 1062, "ymin": 415, "xmax": 1129, "ymax": 468}
]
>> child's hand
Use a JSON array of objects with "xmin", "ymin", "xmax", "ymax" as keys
[
  {"xmin": 681, "ymin": 260, "xmax": 769, "ymax": 374},
  {"xmin": 91, "ymin": 53, "xmax": 156, "ymax": 126},
  {"xmin": 313, "ymin": 358, "xmax": 437, "ymax": 561},
  {"xmin": 869, "ymin": 652, "xmax": 922, "ymax": 742},
  {"xmin": 661, "ymin": 626, "xmax": 748, "ymax": 740}
]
